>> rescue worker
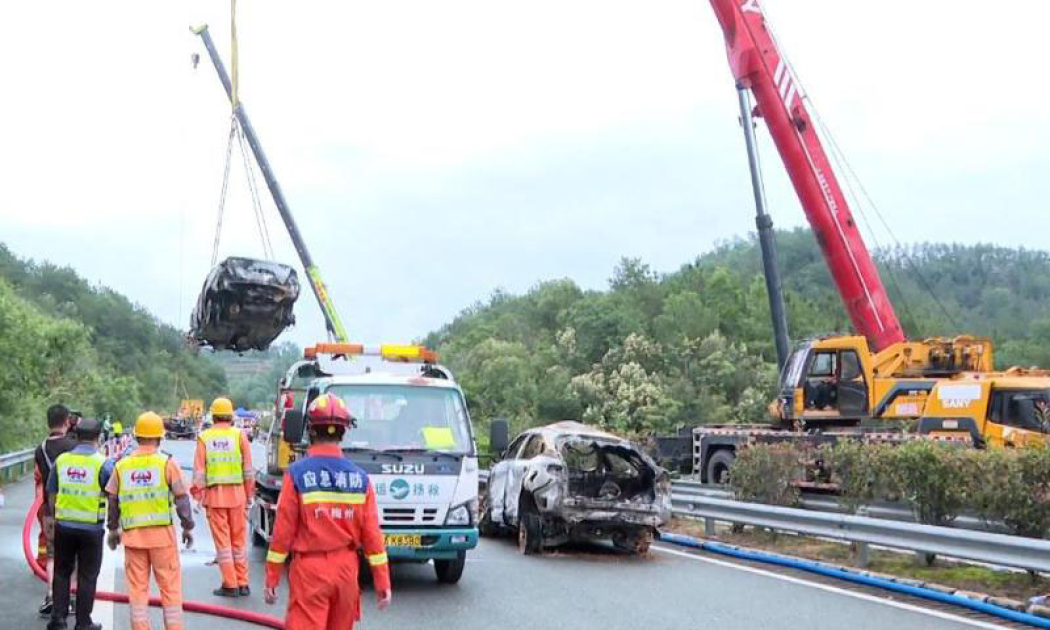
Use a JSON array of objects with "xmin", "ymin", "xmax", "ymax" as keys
[
  {"xmin": 106, "ymin": 412, "xmax": 194, "ymax": 630},
  {"xmin": 191, "ymin": 397, "xmax": 254, "ymax": 596},
  {"xmin": 35, "ymin": 404, "xmax": 77, "ymax": 616},
  {"xmin": 112, "ymin": 420, "xmax": 124, "ymax": 437},
  {"xmin": 264, "ymin": 393, "xmax": 392, "ymax": 628},
  {"xmin": 45, "ymin": 417, "xmax": 113, "ymax": 630}
]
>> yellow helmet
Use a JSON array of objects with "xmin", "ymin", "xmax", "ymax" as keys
[
  {"xmin": 210, "ymin": 397, "xmax": 234, "ymax": 418},
  {"xmin": 134, "ymin": 411, "xmax": 165, "ymax": 439}
]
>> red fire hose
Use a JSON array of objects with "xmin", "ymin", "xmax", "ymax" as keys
[{"xmin": 23, "ymin": 497, "xmax": 285, "ymax": 629}]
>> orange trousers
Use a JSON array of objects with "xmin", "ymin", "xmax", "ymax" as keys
[
  {"xmin": 206, "ymin": 507, "xmax": 249, "ymax": 588},
  {"xmin": 287, "ymin": 547, "xmax": 361, "ymax": 629},
  {"xmin": 125, "ymin": 546, "xmax": 183, "ymax": 630}
]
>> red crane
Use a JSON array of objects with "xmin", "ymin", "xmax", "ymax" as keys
[{"xmin": 708, "ymin": 0, "xmax": 905, "ymax": 352}]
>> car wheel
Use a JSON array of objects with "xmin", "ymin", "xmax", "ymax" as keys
[
  {"xmin": 706, "ymin": 449, "xmax": 736, "ymax": 485},
  {"xmin": 517, "ymin": 497, "xmax": 542, "ymax": 555},
  {"xmin": 434, "ymin": 551, "xmax": 466, "ymax": 584}
]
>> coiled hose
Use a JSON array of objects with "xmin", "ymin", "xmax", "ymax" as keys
[
  {"xmin": 24, "ymin": 497, "xmax": 285, "ymax": 629},
  {"xmin": 659, "ymin": 531, "xmax": 1050, "ymax": 629}
]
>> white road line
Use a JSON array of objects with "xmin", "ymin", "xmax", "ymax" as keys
[
  {"xmin": 652, "ymin": 545, "xmax": 1007, "ymax": 630},
  {"xmin": 96, "ymin": 542, "xmax": 123, "ymax": 630}
]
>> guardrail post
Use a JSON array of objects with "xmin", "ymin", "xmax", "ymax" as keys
[
  {"xmin": 853, "ymin": 542, "xmax": 870, "ymax": 568},
  {"xmin": 705, "ymin": 517, "xmax": 716, "ymax": 537}
]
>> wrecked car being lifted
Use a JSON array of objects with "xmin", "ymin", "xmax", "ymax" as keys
[
  {"xmin": 481, "ymin": 421, "xmax": 671, "ymax": 555},
  {"xmin": 189, "ymin": 257, "xmax": 300, "ymax": 352}
]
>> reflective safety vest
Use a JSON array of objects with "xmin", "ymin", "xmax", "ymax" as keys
[
  {"xmin": 114, "ymin": 453, "xmax": 172, "ymax": 530},
  {"xmin": 201, "ymin": 426, "xmax": 243, "ymax": 486},
  {"xmin": 54, "ymin": 451, "xmax": 106, "ymax": 524}
]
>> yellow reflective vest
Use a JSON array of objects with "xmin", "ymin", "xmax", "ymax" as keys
[
  {"xmin": 114, "ymin": 453, "xmax": 172, "ymax": 530},
  {"xmin": 54, "ymin": 451, "xmax": 107, "ymax": 524},
  {"xmin": 201, "ymin": 426, "xmax": 243, "ymax": 486}
]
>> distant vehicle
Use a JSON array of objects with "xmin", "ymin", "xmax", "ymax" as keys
[
  {"xmin": 481, "ymin": 421, "xmax": 671, "ymax": 555},
  {"xmin": 189, "ymin": 257, "xmax": 299, "ymax": 352},
  {"xmin": 164, "ymin": 415, "xmax": 198, "ymax": 440}
]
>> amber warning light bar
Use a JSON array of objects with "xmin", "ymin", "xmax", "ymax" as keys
[{"xmin": 303, "ymin": 343, "xmax": 439, "ymax": 364}]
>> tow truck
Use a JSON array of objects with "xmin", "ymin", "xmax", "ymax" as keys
[
  {"xmin": 694, "ymin": 0, "xmax": 1050, "ymax": 481},
  {"xmin": 253, "ymin": 343, "xmax": 480, "ymax": 583},
  {"xmin": 191, "ymin": 27, "xmax": 479, "ymax": 581}
]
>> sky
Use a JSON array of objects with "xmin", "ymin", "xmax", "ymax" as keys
[{"xmin": 1, "ymin": 1, "xmax": 1048, "ymax": 348}]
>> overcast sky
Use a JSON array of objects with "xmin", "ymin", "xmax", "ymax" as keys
[{"xmin": 1, "ymin": 1, "xmax": 1047, "ymax": 348}]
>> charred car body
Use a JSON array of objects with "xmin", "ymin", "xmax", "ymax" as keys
[
  {"xmin": 189, "ymin": 257, "xmax": 300, "ymax": 352},
  {"xmin": 481, "ymin": 421, "xmax": 670, "ymax": 555}
]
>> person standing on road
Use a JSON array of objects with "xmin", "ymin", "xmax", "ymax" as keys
[
  {"xmin": 191, "ymin": 397, "xmax": 254, "ymax": 597},
  {"xmin": 45, "ymin": 417, "xmax": 113, "ymax": 630},
  {"xmin": 264, "ymin": 393, "xmax": 392, "ymax": 628},
  {"xmin": 35, "ymin": 403, "xmax": 77, "ymax": 616},
  {"xmin": 106, "ymin": 412, "xmax": 194, "ymax": 630}
]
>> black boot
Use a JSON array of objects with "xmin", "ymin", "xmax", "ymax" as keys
[
  {"xmin": 238, "ymin": 586, "xmax": 251, "ymax": 596},
  {"xmin": 74, "ymin": 623, "xmax": 102, "ymax": 630},
  {"xmin": 213, "ymin": 586, "xmax": 240, "ymax": 597},
  {"xmin": 39, "ymin": 596, "xmax": 54, "ymax": 617}
]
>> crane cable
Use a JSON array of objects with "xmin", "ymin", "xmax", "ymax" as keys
[
  {"xmin": 210, "ymin": 0, "xmax": 275, "ymax": 265},
  {"xmin": 760, "ymin": 12, "xmax": 958, "ymax": 333}
]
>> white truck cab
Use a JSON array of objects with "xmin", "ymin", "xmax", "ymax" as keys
[{"xmin": 253, "ymin": 344, "xmax": 479, "ymax": 583}]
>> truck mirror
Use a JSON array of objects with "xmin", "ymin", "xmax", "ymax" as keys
[
  {"xmin": 283, "ymin": 409, "xmax": 306, "ymax": 445},
  {"xmin": 490, "ymin": 417, "xmax": 510, "ymax": 458}
]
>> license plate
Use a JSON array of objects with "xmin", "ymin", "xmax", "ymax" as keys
[{"xmin": 384, "ymin": 534, "xmax": 421, "ymax": 548}]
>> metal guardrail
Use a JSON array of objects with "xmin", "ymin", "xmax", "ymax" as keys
[
  {"xmin": 673, "ymin": 495, "xmax": 1050, "ymax": 573},
  {"xmin": 671, "ymin": 479, "xmax": 1002, "ymax": 533},
  {"xmin": 0, "ymin": 448, "xmax": 35, "ymax": 483}
]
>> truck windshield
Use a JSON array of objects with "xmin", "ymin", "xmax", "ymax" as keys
[{"xmin": 328, "ymin": 384, "xmax": 473, "ymax": 454}]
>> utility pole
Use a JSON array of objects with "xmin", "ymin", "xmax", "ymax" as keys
[{"xmin": 736, "ymin": 87, "xmax": 790, "ymax": 370}]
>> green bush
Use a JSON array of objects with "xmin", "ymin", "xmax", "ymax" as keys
[
  {"xmin": 728, "ymin": 443, "xmax": 803, "ymax": 507},
  {"xmin": 969, "ymin": 446, "xmax": 1050, "ymax": 538},
  {"xmin": 819, "ymin": 441, "xmax": 892, "ymax": 514},
  {"xmin": 885, "ymin": 441, "xmax": 979, "ymax": 527}
]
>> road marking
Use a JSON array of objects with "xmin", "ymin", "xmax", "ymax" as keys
[
  {"xmin": 652, "ymin": 545, "xmax": 1007, "ymax": 630},
  {"xmin": 96, "ymin": 541, "xmax": 122, "ymax": 630}
]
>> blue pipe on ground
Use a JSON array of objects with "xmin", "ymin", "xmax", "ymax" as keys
[{"xmin": 658, "ymin": 531, "xmax": 1050, "ymax": 629}]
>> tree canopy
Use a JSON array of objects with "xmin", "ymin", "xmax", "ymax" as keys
[
  {"xmin": 426, "ymin": 230, "xmax": 1050, "ymax": 438},
  {"xmin": 0, "ymin": 243, "xmax": 228, "ymax": 450}
]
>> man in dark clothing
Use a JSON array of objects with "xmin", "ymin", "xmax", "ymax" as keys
[
  {"xmin": 46, "ymin": 417, "xmax": 112, "ymax": 630},
  {"xmin": 35, "ymin": 404, "xmax": 78, "ymax": 616}
]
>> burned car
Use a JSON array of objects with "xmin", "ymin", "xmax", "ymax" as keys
[
  {"xmin": 480, "ymin": 421, "xmax": 670, "ymax": 555},
  {"xmin": 189, "ymin": 257, "xmax": 299, "ymax": 352}
]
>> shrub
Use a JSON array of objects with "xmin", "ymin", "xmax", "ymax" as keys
[
  {"xmin": 886, "ymin": 441, "xmax": 978, "ymax": 527},
  {"xmin": 819, "ymin": 440, "xmax": 892, "ymax": 514},
  {"xmin": 970, "ymin": 446, "xmax": 1050, "ymax": 538},
  {"xmin": 729, "ymin": 443, "xmax": 803, "ymax": 507}
]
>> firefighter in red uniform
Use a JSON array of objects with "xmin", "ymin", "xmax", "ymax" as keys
[{"xmin": 263, "ymin": 393, "xmax": 392, "ymax": 628}]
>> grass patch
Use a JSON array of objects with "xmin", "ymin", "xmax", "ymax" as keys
[{"xmin": 665, "ymin": 518, "xmax": 1050, "ymax": 601}]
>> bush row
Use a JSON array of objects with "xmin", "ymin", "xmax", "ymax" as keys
[{"xmin": 728, "ymin": 440, "xmax": 1050, "ymax": 539}]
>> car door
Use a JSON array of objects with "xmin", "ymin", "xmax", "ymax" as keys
[
  {"xmin": 502, "ymin": 433, "xmax": 545, "ymax": 526},
  {"xmin": 487, "ymin": 433, "xmax": 529, "ymax": 526}
]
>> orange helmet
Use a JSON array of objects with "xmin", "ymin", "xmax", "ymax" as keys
[{"xmin": 307, "ymin": 393, "xmax": 353, "ymax": 433}]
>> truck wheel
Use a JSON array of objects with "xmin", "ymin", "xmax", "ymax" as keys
[
  {"xmin": 517, "ymin": 498, "xmax": 543, "ymax": 555},
  {"xmin": 434, "ymin": 551, "xmax": 466, "ymax": 584},
  {"xmin": 706, "ymin": 449, "xmax": 736, "ymax": 485},
  {"xmin": 250, "ymin": 506, "xmax": 267, "ymax": 547}
]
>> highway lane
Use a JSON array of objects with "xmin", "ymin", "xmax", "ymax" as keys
[{"xmin": 1, "ymin": 438, "xmax": 1006, "ymax": 629}]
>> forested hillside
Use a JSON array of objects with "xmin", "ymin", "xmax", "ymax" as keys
[
  {"xmin": 207, "ymin": 343, "xmax": 301, "ymax": 409},
  {"xmin": 425, "ymin": 230, "xmax": 1050, "ymax": 438},
  {"xmin": 0, "ymin": 244, "xmax": 227, "ymax": 450}
]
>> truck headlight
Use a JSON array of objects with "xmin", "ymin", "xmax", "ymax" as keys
[{"xmin": 445, "ymin": 500, "xmax": 475, "ymax": 526}]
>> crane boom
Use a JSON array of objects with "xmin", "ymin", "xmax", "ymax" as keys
[
  {"xmin": 708, "ymin": 0, "xmax": 904, "ymax": 352},
  {"xmin": 193, "ymin": 24, "xmax": 349, "ymax": 343}
]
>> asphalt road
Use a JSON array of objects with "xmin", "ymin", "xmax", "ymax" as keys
[{"xmin": 1, "ymin": 439, "xmax": 1008, "ymax": 630}]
